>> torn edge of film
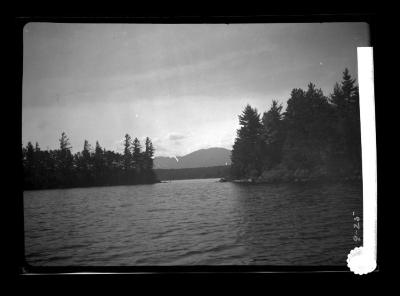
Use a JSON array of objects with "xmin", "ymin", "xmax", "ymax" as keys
[{"xmin": 347, "ymin": 47, "xmax": 377, "ymax": 275}]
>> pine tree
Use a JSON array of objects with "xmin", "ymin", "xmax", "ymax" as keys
[
  {"xmin": 93, "ymin": 141, "xmax": 105, "ymax": 184},
  {"xmin": 57, "ymin": 132, "xmax": 74, "ymax": 187},
  {"xmin": 78, "ymin": 140, "xmax": 93, "ymax": 185},
  {"xmin": 123, "ymin": 134, "xmax": 132, "ymax": 171},
  {"xmin": 143, "ymin": 137, "xmax": 156, "ymax": 183},
  {"xmin": 132, "ymin": 137, "xmax": 142, "ymax": 171},
  {"xmin": 83, "ymin": 140, "xmax": 91, "ymax": 159},
  {"xmin": 59, "ymin": 132, "xmax": 72, "ymax": 151},
  {"xmin": 283, "ymin": 84, "xmax": 333, "ymax": 170},
  {"xmin": 260, "ymin": 100, "xmax": 284, "ymax": 169},
  {"xmin": 329, "ymin": 68, "xmax": 361, "ymax": 174},
  {"xmin": 342, "ymin": 68, "xmax": 358, "ymax": 103},
  {"xmin": 231, "ymin": 104, "xmax": 263, "ymax": 178},
  {"xmin": 144, "ymin": 137, "xmax": 154, "ymax": 171}
]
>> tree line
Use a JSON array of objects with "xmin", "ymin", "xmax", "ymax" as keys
[
  {"xmin": 22, "ymin": 133, "xmax": 158, "ymax": 190},
  {"xmin": 231, "ymin": 68, "xmax": 362, "ymax": 182}
]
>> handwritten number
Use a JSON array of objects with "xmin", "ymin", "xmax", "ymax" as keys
[{"xmin": 352, "ymin": 212, "xmax": 361, "ymax": 243}]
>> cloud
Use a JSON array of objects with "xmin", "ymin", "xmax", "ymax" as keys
[{"xmin": 168, "ymin": 133, "xmax": 186, "ymax": 141}]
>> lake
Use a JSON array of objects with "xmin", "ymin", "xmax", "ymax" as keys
[{"xmin": 23, "ymin": 178, "xmax": 362, "ymax": 266}]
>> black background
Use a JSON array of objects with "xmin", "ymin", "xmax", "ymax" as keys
[{"xmin": 7, "ymin": 1, "xmax": 391, "ymax": 291}]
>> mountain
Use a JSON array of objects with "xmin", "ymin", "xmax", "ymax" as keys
[{"xmin": 154, "ymin": 147, "xmax": 231, "ymax": 169}]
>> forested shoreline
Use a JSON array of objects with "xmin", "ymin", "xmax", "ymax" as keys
[
  {"xmin": 22, "ymin": 133, "xmax": 158, "ymax": 190},
  {"xmin": 230, "ymin": 69, "xmax": 362, "ymax": 183},
  {"xmin": 23, "ymin": 68, "xmax": 362, "ymax": 189}
]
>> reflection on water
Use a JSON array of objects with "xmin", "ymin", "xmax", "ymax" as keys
[{"xmin": 24, "ymin": 178, "xmax": 362, "ymax": 266}]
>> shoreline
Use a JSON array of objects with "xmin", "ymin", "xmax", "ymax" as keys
[
  {"xmin": 23, "ymin": 180, "xmax": 161, "ymax": 191},
  {"xmin": 220, "ymin": 175, "xmax": 362, "ymax": 185},
  {"xmin": 23, "ymin": 175, "xmax": 363, "ymax": 191}
]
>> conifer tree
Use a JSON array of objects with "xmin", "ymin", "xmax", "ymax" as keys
[
  {"xmin": 282, "ymin": 83, "xmax": 333, "ymax": 170},
  {"xmin": 93, "ymin": 141, "xmax": 105, "ymax": 184},
  {"xmin": 77, "ymin": 140, "xmax": 92, "ymax": 185},
  {"xmin": 231, "ymin": 104, "xmax": 263, "ymax": 178},
  {"xmin": 144, "ymin": 137, "xmax": 154, "ymax": 170},
  {"xmin": 143, "ymin": 137, "xmax": 156, "ymax": 182},
  {"xmin": 260, "ymin": 100, "xmax": 284, "ymax": 169},
  {"xmin": 132, "ymin": 137, "xmax": 142, "ymax": 171},
  {"xmin": 329, "ymin": 68, "xmax": 361, "ymax": 173},
  {"xmin": 123, "ymin": 134, "xmax": 132, "ymax": 171},
  {"xmin": 57, "ymin": 132, "xmax": 74, "ymax": 186}
]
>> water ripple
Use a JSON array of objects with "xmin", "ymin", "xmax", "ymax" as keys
[{"xmin": 24, "ymin": 179, "xmax": 362, "ymax": 266}]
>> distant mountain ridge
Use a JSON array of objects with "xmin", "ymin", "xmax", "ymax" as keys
[{"xmin": 154, "ymin": 147, "xmax": 231, "ymax": 169}]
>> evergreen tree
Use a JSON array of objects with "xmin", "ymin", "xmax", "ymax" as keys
[
  {"xmin": 93, "ymin": 141, "xmax": 105, "ymax": 184},
  {"xmin": 57, "ymin": 132, "xmax": 74, "ymax": 187},
  {"xmin": 75, "ymin": 140, "xmax": 93, "ymax": 186},
  {"xmin": 25, "ymin": 142, "xmax": 35, "ymax": 167},
  {"xmin": 123, "ymin": 134, "xmax": 132, "ymax": 171},
  {"xmin": 342, "ymin": 68, "xmax": 358, "ymax": 103},
  {"xmin": 83, "ymin": 140, "xmax": 91, "ymax": 159},
  {"xmin": 231, "ymin": 104, "xmax": 263, "ymax": 178},
  {"xmin": 282, "ymin": 83, "xmax": 333, "ymax": 171},
  {"xmin": 132, "ymin": 137, "xmax": 142, "ymax": 171},
  {"xmin": 260, "ymin": 100, "xmax": 284, "ymax": 169},
  {"xmin": 329, "ymin": 68, "xmax": 361, "ymax": 173},
  {"xmin": 59, "ymin": 132, "xmax": 72, "ymax": 151},
  {"xmin": 35, "ymin": 142, "xmax": 40, "ymax": 152},
  {"xmin": 342, "ymin": 69, "xmax": 361, "ymax": 172},
  {"xmin": 143, "ymin": 137, "xmax": 156, "ymax": 183},
  {"xmin": 144, "ymin": 137, "xmax": 154, "ymax": 171}
]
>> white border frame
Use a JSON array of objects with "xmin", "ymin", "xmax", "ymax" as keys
[{"xmin": 347, "ymin": 47, "xmax": 377, "ymax": 274}]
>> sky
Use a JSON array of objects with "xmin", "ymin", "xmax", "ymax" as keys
[{"xmin": 22, "ymin": 22, "xmax": 370, "ymax": 157}]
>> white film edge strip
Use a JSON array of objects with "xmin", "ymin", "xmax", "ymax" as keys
[{"xmin": 347, "ymin": 47, "xmax": 377, "ymax": 274}]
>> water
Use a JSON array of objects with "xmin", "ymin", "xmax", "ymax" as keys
[{"xmin": 24, "ymin": 178, "xmax": 362, "ymax": 266}]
